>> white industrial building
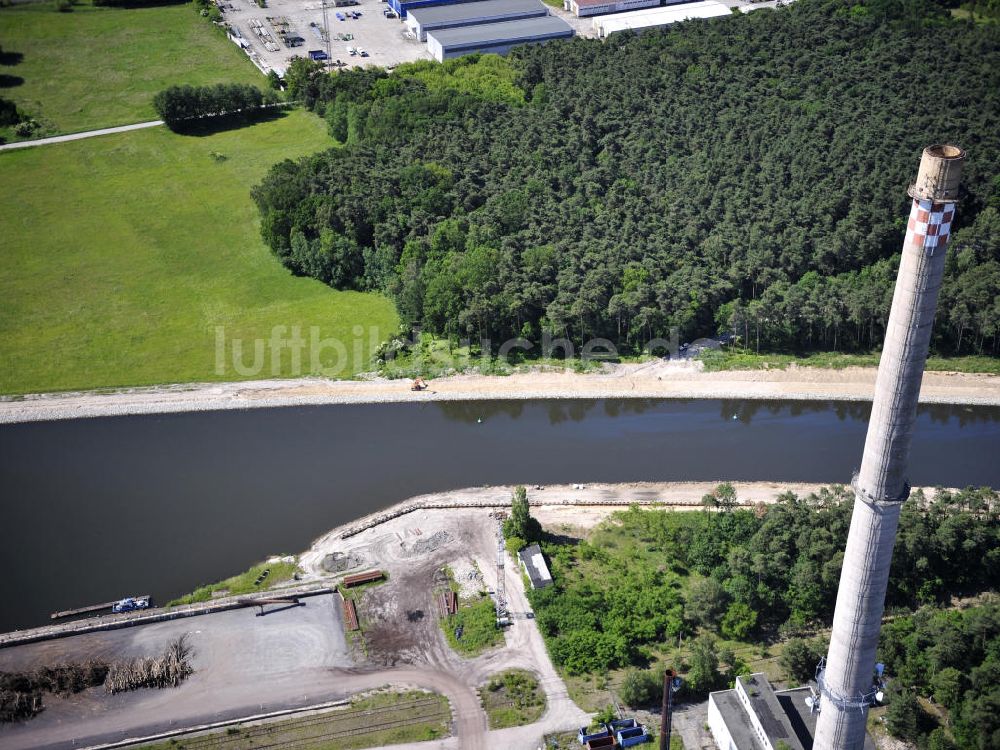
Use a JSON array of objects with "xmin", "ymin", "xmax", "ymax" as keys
[
  {"xmin": 518, "ymin": 543, "xmax": 553, "ymax": 589},
  {"xmin": 592, "ymin": 0, "xmax": 730, "ymax": 36},
  {"xmin": 426, "ymin": 15, "xmax": 573, "ymax": 60},
  {"xmin": 565, "ymin": 0, "xmax": 657, "ymax": 18},
  {"xmin": 708, "ymin": 673, "xmax": 876, "ymax": 750},
  {"xmin": 709, "ymin": 674, "xmax": 808, "ymax": 750},
  {"xmin": 406, "ymin": 0, "xmax": 549, "ymax": 41}
]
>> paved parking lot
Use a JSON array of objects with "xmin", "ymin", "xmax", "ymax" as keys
[
  {"xmin": 221, "ymin": 0, "xmax": 433, "ymax": 74},
  {"xmin": 217, "ymin": 0, "xmax": 787, "ymax": 75}
]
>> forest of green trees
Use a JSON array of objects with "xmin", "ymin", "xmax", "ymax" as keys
[
  {"xmin": 523, "ymin": 487, "xmax": 999, "ymax": 745},
  {"xmin": 526, "ymin": 486, "xmax": 1000, "ymax": 675},
  {"xmin": 254, "ymin": 0, "xmax": 1000, "ymax": 358},
  {"xmin": 875, "ymin": 601, "xmax": 1000, "ymax": 750}
]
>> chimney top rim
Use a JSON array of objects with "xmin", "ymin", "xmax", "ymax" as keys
[{"xmin": 925, "ymin": 144, "xmax": 965, "ymax": 160}]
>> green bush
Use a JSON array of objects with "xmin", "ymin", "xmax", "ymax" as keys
[
  {"xmin": 721, "ymin": 602, "xmax": 757, "ymax": 640},
  {"xmin": 619, "ymin": 668, "xmax": 662, "ymax": 708},
  {"xmin": 13, "ymin": 119, "xmax": 37, "ymax": 137},
  {"xmin": 779, "ymin": 637, "xmax": 825, "ymax": 684}
]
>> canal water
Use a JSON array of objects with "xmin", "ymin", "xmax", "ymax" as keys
[{"xmin": 1, "ymin": 399, "xmax": 998, "ymax": 632}]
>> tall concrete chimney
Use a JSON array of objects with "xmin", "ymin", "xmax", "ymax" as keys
[{"xmin": 813, "ymin": 145, "xmax": 965, "ymax": 750}]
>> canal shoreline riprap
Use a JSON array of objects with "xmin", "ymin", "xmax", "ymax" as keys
[
  {"xmin": 2, "ymin": 361, "xmax": 999, "ymax": 423},
  {"xmin": 297, "ymin": 480, "xmax": 961, "ymax": 573}
]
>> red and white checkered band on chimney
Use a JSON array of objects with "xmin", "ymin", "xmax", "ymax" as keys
[{"xmin": 905, "ymin": 198, "xmax": 955, "ymax": 255}]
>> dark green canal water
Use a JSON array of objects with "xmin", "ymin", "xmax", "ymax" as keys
[{"xmin": 1, "ymin": 398, "xmax": 997, "ymax": 632}]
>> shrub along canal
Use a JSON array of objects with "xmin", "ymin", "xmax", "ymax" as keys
[{"xmin": 1, "ymin": 399, "xmax": 998, "ymax": 632}]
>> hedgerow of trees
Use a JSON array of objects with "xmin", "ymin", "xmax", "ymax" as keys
[
  {"xmin": 254, "ymin": 0, "xmax": 1000, "ymax": 358},
  {"xmin": 153, "ymin": 83, "xmax": 275, "ymax": 130}
]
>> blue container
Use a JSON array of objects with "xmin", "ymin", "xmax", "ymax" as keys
[
  {"xmin": 610, "ymin": 718, "xmax": 638, "ymax": 730},
  {"xmin": 619, "ymin": 731, "xmax": 651, "ymax": 747}
]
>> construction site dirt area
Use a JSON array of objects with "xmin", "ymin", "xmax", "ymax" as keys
[
  {"xmin": 0, "ymin": 595, "xmax": 353, "ymax": 750},
  {"xmin": 1, "ymin": 481, "xmax": 952, "ymax": 749}
]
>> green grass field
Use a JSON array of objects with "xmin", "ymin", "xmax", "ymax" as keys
[
  {"xmin": 0, "ymin": 111, "xmax": 399, "ymax": 394},
  {"xmin": 442, "ymin": 595, "xmax": 504, "ymax": 656},
  {"xmin": 0, "ymin": 2, "xmax": 263, "ymax": 139},
  {"xmin": 699, "ymin": 349, "xmax": 1000, "ymax": 374}
]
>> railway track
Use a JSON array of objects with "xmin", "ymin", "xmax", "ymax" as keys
[{"xmin": 145, "ymin": 697, "xmax": 449, "ymax": 749}]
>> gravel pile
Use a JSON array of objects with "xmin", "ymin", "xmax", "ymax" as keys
[
  {"xmin": 321, "ymin": 551, "xmax": 366, "ymax": 573},
  {"xmin": 402, "ymin": 530, "xmax": 451, "ymax": 558}
]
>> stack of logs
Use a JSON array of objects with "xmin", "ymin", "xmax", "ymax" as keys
[{"xmin": 104, "ymin": 635, "xmax": 193, "ymax": 695}]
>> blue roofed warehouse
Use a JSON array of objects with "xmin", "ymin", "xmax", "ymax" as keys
[
  {"xmin": 388, "ymin": 0, "xmax": 469, "ymax": 20},
  {"xmin": 405, "ymin": 0, "xmax": 549, "ymax": 41},
  {"xmin": 426, "ymin": 15, "xmax": 573, "ymax": 61}
]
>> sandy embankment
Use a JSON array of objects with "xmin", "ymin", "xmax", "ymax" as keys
[
  {"xmin": 300, "ymin": 480, "xmax": 953, "ymax": 568},
  {"xmin": 1, "ymin": 360, "xmax": 998, "ymax": 424}
]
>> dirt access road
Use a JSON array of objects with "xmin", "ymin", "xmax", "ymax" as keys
[
  {"xmin": 304, "ymin": 505, "xmax": 591, "ymax": 750},
  {"xmin": 4, "ymin": 361, "xmax": 998, "ymax": 423}
]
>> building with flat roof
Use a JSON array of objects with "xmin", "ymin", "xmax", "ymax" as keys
[
  {"xmin": 565, "ymin": 0, "xmax": 657, "ymax": 18},
  {"xmin": 592, "ymin": 0, "xmax": 730, "ymax": 37},
  {"xmin": 426, "ymin": 16, "xmax": 573, "ymax": 61},
  {"xmin": 518, "ymin": 543, "xmax": 553, "ymax": 589},
  {"xmin": 388, "ymin": 0, "xmax": 471, "ymax": 21},
  {"xmin": 708, "ymin": 673, "xmax": 876, "ymax": 750},
  {"xmin": 406, "ymin": 0, "xmax": 548, "ymax": 41}
]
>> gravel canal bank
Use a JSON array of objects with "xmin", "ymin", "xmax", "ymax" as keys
[{"xmin": 3, "ymin": 362, "xmax": 999, "ymax": 423}]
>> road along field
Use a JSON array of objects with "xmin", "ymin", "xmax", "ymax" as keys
[
  {"xmin": 0, "ymin": 110, "xmax": 398, "ymax": 395},
  {"xmin": 0, "ymin": 2, "xmax": 263, "ymax": 140}
]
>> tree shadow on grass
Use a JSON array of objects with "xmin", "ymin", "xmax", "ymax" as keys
[
  {"xmin": 0, "ymin": 50, "xmax": 25, "ymax": 67},
  {"xmin": 93, "ymin": 0, "xmax": 188, "ymax": 7},
  {"xmin": 171, "ymin": 108, "xmax": 290, "ymax": 137},
  {"xmin": 0, "ymin": 75, "xmax": 25, "ymax": 89},
  {"xmin": 543, "ymin": 531, "xmax": 584, "ymax": 547}
]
